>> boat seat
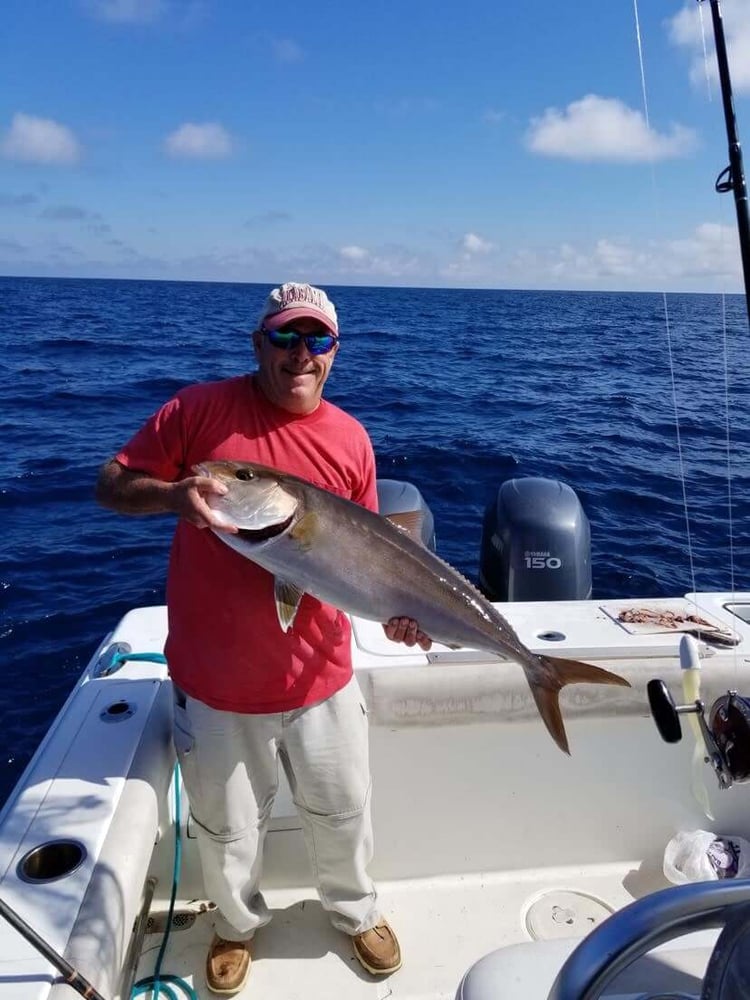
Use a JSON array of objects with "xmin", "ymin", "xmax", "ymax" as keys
[{"xmin": 456, "ymin": 929, "xmax": 720, "ymax": 1000}]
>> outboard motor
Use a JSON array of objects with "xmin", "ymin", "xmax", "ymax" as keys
[
  {"xmin": 479, "ymin": 477, "xmax": 591, "ymax": 602},
  {"xmin": 376, "ymin": 479, "xmax": 436, "ymax": 551}
]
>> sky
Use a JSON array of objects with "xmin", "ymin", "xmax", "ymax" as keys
[{"xmin": 2, "ymin": 0, "xmax": 750, "ymax": 292}]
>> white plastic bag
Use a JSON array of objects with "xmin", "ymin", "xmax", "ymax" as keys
[{"xmin": 664, "ymin": 829, "xmax": 750, "ymax": 884}]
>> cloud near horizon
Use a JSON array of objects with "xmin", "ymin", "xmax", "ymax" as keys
[
  {"xmin": 525, "ymin": 95, "xmax": 697, "ymax": 162},
  {"xmin": 1, "ymin": 113, "xmax": 81, "ymax": 165},
  {"xmin": 461, "ymin": 232, "xmax": 493, "ymax": 255}
]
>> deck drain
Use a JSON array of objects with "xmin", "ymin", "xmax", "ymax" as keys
[
  {"xmin": 146, "ymin": 910, "xmax": 198, "ymax": 934},
  {"xmin": 524, "ymin": 890, "xmax": 614, "ymax": 940}
]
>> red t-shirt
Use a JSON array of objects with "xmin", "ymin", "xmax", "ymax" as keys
[{"xmin": 115, "ymin": 375, "xmax": 378, "ymax": 713}]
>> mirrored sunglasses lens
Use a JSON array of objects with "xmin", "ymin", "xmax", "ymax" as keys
[
  {"xmin": 306, "ymin": 335, "xmax": 336, "ymax": 354},
  {"xmin": 266, "ymin": 329, "xmax": 298, "ymax": 349}
]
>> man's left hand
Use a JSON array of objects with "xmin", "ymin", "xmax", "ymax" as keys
[{"xmin": 383, "ymin": 617, "xmax": 432, "ymax": 651}]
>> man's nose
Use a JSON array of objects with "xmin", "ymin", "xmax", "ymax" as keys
[{"xmin": 289, "ymin": 339, "xmax": 312, "ymax": 360}]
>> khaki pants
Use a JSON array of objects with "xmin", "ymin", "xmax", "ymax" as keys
[{"xmin": 172, "ymin": 676, "xmax": 380, "ymax": 939}]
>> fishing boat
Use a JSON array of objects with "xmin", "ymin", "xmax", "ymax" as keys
[{"xmin": 2, "ymin": 2, "xmax": 750, "ymax": 998}]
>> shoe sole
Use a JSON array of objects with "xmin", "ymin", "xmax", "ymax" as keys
[
  {"xmin": 205, "ymin": 964, "xmax": 251, "ymax": 996},
  {"xmin": 205, "ymin": 978, "xmax": 250, "ymax": 997},
  {"xmin": 352, "ymin": 947, "xmax": 403, "ymax": 976}
]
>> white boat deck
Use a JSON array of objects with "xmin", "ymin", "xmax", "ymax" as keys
[{"xmin": 136, "ymin": 864, "xmax": 674, "ymax": 999}]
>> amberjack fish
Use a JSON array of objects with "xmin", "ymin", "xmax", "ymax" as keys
[{"xmin": 196, "ymin": 460, "xmax": 630, "ymax": 754}]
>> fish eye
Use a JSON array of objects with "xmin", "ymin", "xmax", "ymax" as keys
[{"xmin": 235, "ymin": 469, "xmax": 254, "ymax": 481}]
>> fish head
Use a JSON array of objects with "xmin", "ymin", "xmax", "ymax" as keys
[{"xmin": 194, "ymin": 460, "xmax": 298, "ymax": 535}]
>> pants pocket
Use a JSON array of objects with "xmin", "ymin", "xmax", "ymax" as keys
[{"xmin": 172, "ymin": 685, "xmax": 195, "ymax": 757}]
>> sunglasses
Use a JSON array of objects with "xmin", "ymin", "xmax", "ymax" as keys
[{"xmin": 261, "ymin": 326, "xmax": 338, "ymax": 356}]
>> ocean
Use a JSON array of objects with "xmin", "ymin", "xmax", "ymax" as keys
[{"xmin": 2, "ymin": 276, "xmax": 749, "ymax": 808}]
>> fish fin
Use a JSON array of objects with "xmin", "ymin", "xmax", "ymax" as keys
[
  {"xmin": 275, "ymin": 579, "xmax": 305, "ymax": 632},
  {"xmin": 529, "ymin": 685, "xmax": 570, "ymax": 756},
  {"xmin": 289, "ymin": 511, "xmax": 320, "ymax": 552},
  {"xmin": 541, "ymin": 656, "xmax": 631, "ymax": 689},
  {"xmin": 386, "ymin": 510, "xmax": 425, "ymax": 544},
  {"xmin": 528, "ymin": 658, "xmax": 630, "ymax": 756}
]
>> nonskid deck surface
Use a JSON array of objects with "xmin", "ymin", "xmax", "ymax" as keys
[{"xmin": 134, "ymin": 863, "xmax": 685, "ymax": 1000}]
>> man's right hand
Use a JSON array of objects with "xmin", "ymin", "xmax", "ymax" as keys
[{"xmin": 168, "ymin": 475, "xmax": 238, "ymax": 533}]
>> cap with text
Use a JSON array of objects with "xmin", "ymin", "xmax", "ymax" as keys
[{"xmin": 259, "ymin": 282, "xmax": 338, "ymax": 336}]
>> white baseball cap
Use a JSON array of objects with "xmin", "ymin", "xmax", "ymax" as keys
[{"xmin": 258, "ymin": 282, "xmax": 338, "ymax": 335}]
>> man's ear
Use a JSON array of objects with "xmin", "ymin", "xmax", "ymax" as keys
[{"xmin": 251, "ymin": 329, "xmax": 262, "ymax": 356}]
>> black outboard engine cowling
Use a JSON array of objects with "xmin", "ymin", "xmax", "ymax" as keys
[
  {"xmin": 376, "ymin": 479, "xmax": 436, "ymax": 551},
  {"xmin": 479, "ymin": 477, "xmax": 591, "ymax": 602}
]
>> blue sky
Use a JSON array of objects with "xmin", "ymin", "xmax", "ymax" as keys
[{"xmin": 2, "ymin": 0, "xmax": 750, "ymax": 292}]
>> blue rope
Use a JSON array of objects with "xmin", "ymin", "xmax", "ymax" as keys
[{"xmin": 108, "ymin": 652, "xmax": 197, "ymax": 1000}]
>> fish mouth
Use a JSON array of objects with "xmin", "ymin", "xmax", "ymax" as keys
[{"xmin": 236, "ymin": 513, "xmax": 295, "ymax": 543}]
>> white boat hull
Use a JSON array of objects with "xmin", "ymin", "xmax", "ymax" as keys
[{"xmin": 1, "ymin": 593, "xmax": 749, "ymax": 999}]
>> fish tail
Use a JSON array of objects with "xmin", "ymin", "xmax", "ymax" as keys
[
  {"xmin": 529, "ymin": 657, "xmax": 631, "ymax": 756},
  {"xmin": 541, "ymin": 656, "xmax": 631, "ymax": 690},
  {"xmin": 529, "ymin": 684, "xmax": 571, "ymax": 755}
]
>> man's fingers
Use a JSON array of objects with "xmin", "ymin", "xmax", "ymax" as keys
[
  {"xmin": 175, "ymin": 477, "xmax": 237, "ymax": 533},
  {"xmin": 415, "ymin": 630, "xmax": 433, "ymax": 652},
  {"xmin": 383, "ymin": 617, "xmax": 432, "ymax": 650}
]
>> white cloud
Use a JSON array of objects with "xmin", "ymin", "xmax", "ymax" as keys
[
  {"xmin": 83, "ymin": 0, "xmax": 166, "ymax": 22},
  {"xmin": 668, "ymin": 0, "xmax": 750, "ymax": 94},
  {"xmin": 331, "ymin": 242, "xmax": 424, "ymax": 278},
  {"xmin": 526, "ymin": 95, "xmax": 696, "ymax": 162},
  {"xmin": 504, "ymin": 223, "xmax": 741, "ymax": 290},
  {"xmin": 340, "ymin": 245, "xmax": 369, "ymax": 262},
  {"xmin": 1, "ymin": 113, "xmax": 81, "ymax": 165},
  {"xmin": 461, "ymin": 232, "xmax": 493, "ymax": 255},
  {"xmin": 663, "ymin": 222, "xmax": 743, "ymax": 281},
  {"xmin": 163, "ymin": 122, "xmax": 233, "ymax": 159}
]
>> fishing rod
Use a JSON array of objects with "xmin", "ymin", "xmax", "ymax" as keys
[
  {"xmin": 0, "ymin": 895, "xmax": 108, "ymax": 1000},
  {"xmin": 701, "ymin": 0, "xmax": 750, "ymax": 321}
]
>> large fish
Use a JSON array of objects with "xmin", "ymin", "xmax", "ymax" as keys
[{"xmin": 196, "ymin": 459, "xmax": 630, "ymax": 754}]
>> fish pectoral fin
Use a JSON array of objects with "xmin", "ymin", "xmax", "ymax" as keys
[
  {"xmin": 386, "ymin": 510, "xmax": 426, "ymax": 545},
  {"xmin": 274, "ymin": 579, "xmax": 306, "ymax": 633},
  {"xmin": 289, "ymin": 511, "xmax": 319, "ymax": 552}
]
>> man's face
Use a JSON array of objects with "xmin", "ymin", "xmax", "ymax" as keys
[{"xmin": 253, "ymin": 316, "xmax": 339, "ymax": 415}]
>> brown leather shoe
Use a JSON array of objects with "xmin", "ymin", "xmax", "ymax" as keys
[
  {"xmin": 351, "ymin": 919, "xmax": 402, "ymax": 975},
  {"xmin": 205, "ymin": 935, "xmax": 252, "ymax": 995}
]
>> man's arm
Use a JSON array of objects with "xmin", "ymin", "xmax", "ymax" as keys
[{"xmin": 95, "ymin": 459, "xmax": 236, "ymax": 532}]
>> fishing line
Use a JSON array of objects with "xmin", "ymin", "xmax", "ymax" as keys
[
  {"xmin": 632, "ymin": 0, "xmax": 698, "ymax": 599},
  {"xmin": 719, "ymin": 291, "xmax": 736, "ymax": 601},
  {"xmin": 697, "ymin": 0, "xmax": 714, "ymax": 101}
]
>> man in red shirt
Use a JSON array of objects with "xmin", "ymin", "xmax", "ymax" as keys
[{"xmin": 96, "ymin": 282, "xmax": 430, "ymax": 995}]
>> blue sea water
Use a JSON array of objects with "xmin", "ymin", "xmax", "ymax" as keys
[{"xmin": 2, "ymin": 276, "xmax": 749, "ymax": 808}]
